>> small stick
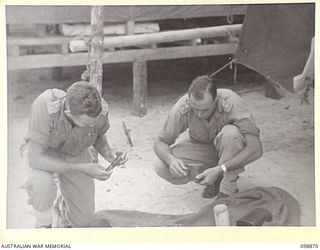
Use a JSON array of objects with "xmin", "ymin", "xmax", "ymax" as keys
[{"xmin": 122, "ymin": 121, "xmax": 133, "ymax": 146}]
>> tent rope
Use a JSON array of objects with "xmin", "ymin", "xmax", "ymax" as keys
[
  {"xmin": 210, "ymin": 58, "xmax": 236, "ymax": 78},
  {"xmin": 124, "ymin": 58, "xmax": 237, "ymax": 146},
  {"xmin": 226, "ymin": 13, "xmax": 234, "ymax": 24}
]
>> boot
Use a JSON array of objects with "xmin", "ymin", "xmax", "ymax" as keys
[{"xmin": 201, "ymin": 173, "xmax": 224, "ymax": 198}]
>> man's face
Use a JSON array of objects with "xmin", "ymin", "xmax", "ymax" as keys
[
  {"xmin": 65, "ymin": 111, "xmax": 101, "ymax": 127},
  {"xmin": 189, "ymin": 91, "xmax": 216, "ymax": 120}
]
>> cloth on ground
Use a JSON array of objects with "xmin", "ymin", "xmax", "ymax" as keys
[{"xmin": 92, "ymin": 186, "xmax": 300, "ymax": 227}]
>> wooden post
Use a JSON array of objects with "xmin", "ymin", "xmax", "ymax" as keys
[
  {"xmin": 89, "ymin": 6, "xmax": 104, "ymax": 94},
  {"xmin": 133, "ymin": 60, "xmax": 147, "ymax": 117},
  {"xmin": 89, "ymin": 6, "xmax": 104, "ymax": 162},
  {"xmin": 125, "ymin": 20, "xmax": 135, "ymax": 35}
]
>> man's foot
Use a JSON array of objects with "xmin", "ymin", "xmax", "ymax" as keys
[
  {"xmin": 201, "ymin": 185, "xmax": 219, "ymax": 198},
  {"xmin": 201, "ymin": 174, "xmax": 224, "ymax": 198}
]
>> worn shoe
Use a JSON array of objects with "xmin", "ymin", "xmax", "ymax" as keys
[
  {"xmin": 201, "ymin": 185, "xmax": 219, "ymax": 198},
  {"xmin": 201, "ymin": 174, "xmax": 224, "ymax": 198}
]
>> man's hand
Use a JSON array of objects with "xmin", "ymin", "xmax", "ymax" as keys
[
  {"xmin": 169, "ymin": 155, "xmax": 188, "ymax": 178},
  {"xmin": 78, "ymin": 163, "xmax": 113, "ymax": 181},
  {"xmin": 104, "ymin": 149, "xmax": 128, "ymax": 166},
  {"xmin": 195, "ymin": 167, "xmax": 223, "ymax": 186}
]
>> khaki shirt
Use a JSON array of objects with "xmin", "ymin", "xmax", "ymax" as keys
[
  {"xmin": 24, "ymin": 88, "xmax": 110, "ymax": 158},
  {"xmin": 159, "ymin": 88, "xmax": 260, "ymax": 145}
]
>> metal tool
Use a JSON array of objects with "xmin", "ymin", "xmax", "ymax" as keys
[{"xmin": 105, "ymin": 152, "xmax": 126, "ymax": 172}]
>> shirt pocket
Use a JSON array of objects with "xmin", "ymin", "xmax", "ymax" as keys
[{"xmin": 58, "ymin": 127, "xmax": 97, "ymax": 157}]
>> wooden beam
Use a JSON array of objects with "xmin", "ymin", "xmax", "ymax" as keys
[
  {"xmin": 69, "ymin": 24, "xmax": 242, "ymax": 52},
  {"xmin": 7, "ymin": 36, "xmax": 72, "ymax": 46},
  {"xmin": 7, "ymin": 43, "xmax": 237, "ymax": 70},
  {"xmin": 133, "ymin": 61, "xmax": 147, "ymax": 116}
]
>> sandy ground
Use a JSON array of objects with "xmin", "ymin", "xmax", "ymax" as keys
[{"xmin": 7, "ymin": 58, "xmax": 315, "ymax": 228}]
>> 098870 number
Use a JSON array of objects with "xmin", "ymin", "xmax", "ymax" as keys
[{"xmin": 300, "ymin": 244, "xmax": 318, "ymax": 248}]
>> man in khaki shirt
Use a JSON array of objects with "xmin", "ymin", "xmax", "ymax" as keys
[
  {"xmin": 21, "ymin": 81, "xmax": 127, "ymax": 228},
  {"xmin": 154, "ymin": 75, "xmax": 263, "ymax": 198}
]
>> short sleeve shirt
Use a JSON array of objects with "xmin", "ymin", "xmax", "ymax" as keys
[
  {"xmin": 158, "ymin": 89, "xmax": 260, "ymax": 145},
  {"xmin": 24, "ymin": 88, "xmax": 110, "ymax": 157}
]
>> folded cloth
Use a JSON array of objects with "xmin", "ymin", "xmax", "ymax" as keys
[{"xmin": 93, "ymin": 186, "xmax": 300, "ymax": 227}]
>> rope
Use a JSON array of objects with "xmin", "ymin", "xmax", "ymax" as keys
[
  {"xmin": 226, "ymin": 6, "xmax": 234, "ymax": 24},
  {"xmin": 226, "ymin": 14, "xmax": 234, "ymax": 24},
  {"xmin": 210, "ymin": 58, "xmax": 236, "ymax": 78},
  {"xmin": 127, "ymin": 58, "xmax": 237, "ymax": 134}
]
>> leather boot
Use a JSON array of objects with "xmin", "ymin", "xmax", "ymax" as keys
[{"xmin": 201, "ymin": 173, "xmax": 224, "ymax": 198}]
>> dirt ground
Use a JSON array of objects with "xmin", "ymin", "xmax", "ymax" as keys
[{"xmin": 6, "ymin": 56, "xmax": 315, "ymax": 228}]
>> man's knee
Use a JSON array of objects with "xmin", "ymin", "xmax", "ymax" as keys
[
  {"xmin": 215, "ymin": 125, "xmax": 245, "ymax": 150},
  {"xmin": 26, "ymin": 170, "xmax": 57, "ymax": 211}
]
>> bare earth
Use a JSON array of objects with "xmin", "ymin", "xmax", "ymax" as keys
[{"xmin": 7, "ymin": 59, "xmax": 315, "ymax": 228}]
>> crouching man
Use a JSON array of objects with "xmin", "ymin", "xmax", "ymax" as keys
[
  {"xmin": 154, "ymin": 75, "xmax": 263, "ymax": 198},
  {"xmin": 21, "ymin": 81, "xmax": 127, "ymax": 228}
]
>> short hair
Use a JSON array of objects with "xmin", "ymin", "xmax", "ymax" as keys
[
  {"xmin": 66, "ymin": 81, "xmax": 102, "ymax": 117},
  {"xmin": 188, "ymin": 75, "xmax": 217, "ymax": 101}
]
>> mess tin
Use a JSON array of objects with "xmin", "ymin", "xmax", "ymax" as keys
[{"xmin": 185, "ymin": 163, "xmax": 207, "ymax": 182}]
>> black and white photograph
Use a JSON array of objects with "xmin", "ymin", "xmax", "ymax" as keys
[{"xmin": 6, "ymin": 3, "xmax": 315, "ymax": 230}]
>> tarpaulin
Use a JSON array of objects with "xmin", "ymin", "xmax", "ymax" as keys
[
  {"xmin": 6, "ymin": 5, "xmax": 246, "ymax": 24},
  {"xmin": 91, "ymin": 186, "xmax": 300, "ymax": 227},
  {"xmin": 234, "ymin": 4, "xmax": 315, "ymax": 92}
]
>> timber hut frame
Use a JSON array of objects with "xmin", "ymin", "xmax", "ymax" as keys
[{"xmin": 6, "ymin": 5, "xmax": 246, "ymax": 116}]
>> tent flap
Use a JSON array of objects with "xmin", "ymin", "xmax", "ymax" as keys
[{"xmin": 235, "ymin": 3, "xmax": 315, "ymax": 92}]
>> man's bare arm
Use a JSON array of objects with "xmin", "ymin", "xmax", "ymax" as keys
[
  {"xmin": 93, "ymin": 134, "xmax": 113, "ymax": 161},
  {"xmin": 221, "ymin": 133, "xmax": 263, "ymax": 171},
  {"xmin": 196, "ymin": 134, "xmax": 263, "ymax": 185},
  {"xmin": 154, "ymin": 138, "xmax": 174, "ymax": 166},
  {"xmin": 28, "ymin": 142, "xmax": 111, "ymax": 181},
  {"xmin": 154, "ymin": 138, "xmax": 188, "ymax": 177},
  {"xmin": 94, "ymin": 134, "xmax": 128, "ymax": 165}
]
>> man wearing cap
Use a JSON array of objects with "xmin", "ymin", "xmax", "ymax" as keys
[
  {"xmin": 21, "ymin": 81, "xmax": 127, "ymax": 228},
  {"xmin": 154, "ymin": 75, "xmax": 263, "ymax": 198}
]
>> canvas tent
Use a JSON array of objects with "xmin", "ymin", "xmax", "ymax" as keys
[
  {"xmin": 6, "ymin": 4, "xmax": 315, "ymax": 114},
  {"xmin": 6, "ymin": 5, "xmax": 246, "ymax": 24},
  {"xmin": 234, "ymin": 3, "xmax": 315, "ymax": 92}
]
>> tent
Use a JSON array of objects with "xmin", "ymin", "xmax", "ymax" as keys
[{"xmin": 234, "ymin": 3, "xmax": 315, "ymax": 92}]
